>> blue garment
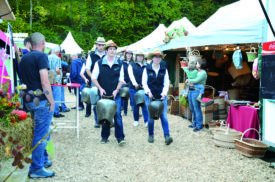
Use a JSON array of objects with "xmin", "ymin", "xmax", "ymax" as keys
[
  {"xmin": 52, "ymin": 86, "xmax": 61, "ymax": 115},
  {"xmin": 233, "ymin": 49, "xmax": 243, "ymax": 69},
  {"xmin": 22, "ymin": 49, "xmax": 29, "ymax": 55},
  {"xmin": 97, "ymin": 58, "xmax": 121, "ymax": 96},
  {"xmin": 101, "ymin": 95, "xmax": 125, "ymax": 142},
  {"xmin": 129, "ymin": 88, "xmax": 149, "ymax": 122},
  {"xmin": 188, "ymin": 89, "xmax": 203, "ymax": 129},
  {"xmin": 60, "ymin": 86, "xmax": 67, "ymax": 111},
  {"xmin": 194, "ymin": 84, "xmax": 205, "ymax": 94},
  {"xmin": 61, "ymin": 60, "xmax": 68, "ymax": 67},
  {"xmin": 145, "ymin": 96, "xmax": 170, "ymax": 137},
  {"xmin": 146, "ymin": 64, "xmax": 166, "ymax": 99},
  {"xmin": 70, "ymin": 58, "xmax": 84, "ymax": 84},
  {"xmin": 48, "ymin": 54, "xmax": 62, "ymax": 76},
  {"xmin": 25, "ymin": 100, "xmax": 53, "ymax": 171}
]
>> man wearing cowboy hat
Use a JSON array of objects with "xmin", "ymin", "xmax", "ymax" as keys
[
  {"xmin": 85, "ymin": 37, "xmax": 106, "ymax": 128},
  {"xmin": 142, "ymin": 49, "xmax": 173, "ymax": 145},
  {"xmin": 92, "ymin": 41, "xmax": 126, "ymax": 145}
]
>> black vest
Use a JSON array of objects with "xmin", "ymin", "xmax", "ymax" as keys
[
  {"xmin": 98, "ymin": 59, "xmax": 122, "ymax": 96},
  {"xmin": 122, "ymin": 61, "xmax": 130, "ymax": 84},
  {"xmin": 89, "ymin": 52, "xmax": 105, "ymax": 72},
  {"xmin": 146, "ymin": 64, "xmax": 166, "ymax": 99},
  {"xmin": 129, "ymin": 62, "xmax": 146, "ymax": 89},
  {"xmin": 87, "ymin": 52, "xmax": 105, "ymax": 86}
]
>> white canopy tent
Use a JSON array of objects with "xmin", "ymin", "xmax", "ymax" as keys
[
  {"xmin": 60, "ymin": 32, "xmax": 83, "ymax": 54},
  {"xmin": 159, "ymin": 0, "xmax": 267, "ymax": 51},
  {"xmin": 166, "ymin": 17, "xmax": 196, "ymax": 33},
  {"xmin": 119, "ymin": 24, "xmax": 167, "ymax": 52}
]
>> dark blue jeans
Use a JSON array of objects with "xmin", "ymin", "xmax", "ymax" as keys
[
  {"xmin": 145, "ymin": 96, "xmax": 170, "ymax": 137},
  {"xmin": 188, "ymin": 89, "xmax": 203, "ymax": 129},
  {"xmin": 25, "ymin": 100, "xmax": 53, "ymax": 171},
  {"xmin": 101, "ymin": 95, "xmax": 125, "ymax": 142},
  {"xmin": 129, "ymin": 88, "xmax": 149, "ymax": 123},
  {"xmin": 60, "ymin": 86, "xmax": 67, "ymax": 111}
]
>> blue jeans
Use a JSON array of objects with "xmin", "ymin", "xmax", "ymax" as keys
[
  {"xmin": 101, "ymin": 95, "xmax": 125, "ymax": 142},
  {"xmin": 60, "ymin": 86, "xmax": 67, "ymax": 111},
  {"xmin": 52, "ymin": 86, "xmax": 61, "ymax": 115},
  {"xmin": 145, "ymin": 96, "xmax": 170, "ymax": 137},
  {"xmin": 188, "ymin": 90, "xmax": 203, "ymax": 129},
  {"xmin": 25, "ymin": 100, "xmax": 53, "ymax": 171},
  {"xmin": 129, "ymin": 88, "xmax": 149, "ymax": 123}
]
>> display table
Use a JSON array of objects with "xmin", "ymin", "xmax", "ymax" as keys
[
  {"xmin": 227, "ymin": 105, "xmax": 259, "ymax": 139},
  {"xmin": 51, "ymin": 83, "xmax": 81, "ymax": 139}
]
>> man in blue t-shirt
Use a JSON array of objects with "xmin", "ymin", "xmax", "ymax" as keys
[
  {"xmin": 22, "ymin": 37, "xmax": 31, "ymax": 55},
  {"xmin": 19, "ymin": 32, "xmax": 55, "ymax": 178}
]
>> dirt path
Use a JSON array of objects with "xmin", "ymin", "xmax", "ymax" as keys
[{"xmin": 32, "ymin": 91, "xmax": 275, "ymax": 182}]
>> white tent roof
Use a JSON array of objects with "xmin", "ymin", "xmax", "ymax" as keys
[
  {"xmin": 167, "ymin": 17, "xmax": 196, "ymax": 33},
  {"xmin": 60, "ymin": 32, "xmax": 83, "ymax": 54},
  {"xmin": 159, "ymin": 0, "xmax": 267, "ymax": 51},
  {"xmin": 124, "ymin": 24, "xmax": 167, "ymax": 52}
]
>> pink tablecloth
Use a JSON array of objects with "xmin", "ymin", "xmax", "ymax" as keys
[{"xmin": 227, "ymin": 105, "xmax": 259, "ymax": 139}]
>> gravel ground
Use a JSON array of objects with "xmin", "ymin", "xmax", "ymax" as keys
[{"xmin": 31, "ymin": 90, "xmax": 275, "ymax": 182}]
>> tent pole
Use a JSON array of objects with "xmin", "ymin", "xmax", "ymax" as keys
[{"xmin": 259, "ymin": 0, "xmax": 275, "ymax": 38}]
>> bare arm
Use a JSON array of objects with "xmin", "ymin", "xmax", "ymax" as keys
[{"xmin": 39, "ymin": 69, "xmax": 55, "ymax": 111}]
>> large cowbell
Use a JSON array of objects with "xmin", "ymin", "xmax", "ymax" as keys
[
  {"xmin": 148, "ymin": 100, "xmax": 164, "ymax": 120},
  {"xmin": 96, "ymin": 99, "xmax": 117, "ymax": 125},
  {"xmin": 120, "ymin": 86, "xmax": 130, "ymax": 100},
  {"xmin": 134, "ymin": 89, "xmax": 145, "ymax": 107},
  {"xmin": 81, "ymin": 86, "xmax": 99, "ymax": 104}
]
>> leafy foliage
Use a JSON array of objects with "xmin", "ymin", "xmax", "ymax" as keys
[{"xmin": 0, "ymin": 0, "xmax": 237, "ymax": 50}]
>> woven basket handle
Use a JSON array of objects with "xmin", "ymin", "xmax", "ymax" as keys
[
  {"xmin": 241, "ymin": 128, "xmax": 260, "ymax": 141},
  {"xmin": 168, "ymin": 95, "xmax": 176, "ymax": 101},
  {"xmin": 250, "ymin": 47, "xmax": 256, "ymax": 53}
]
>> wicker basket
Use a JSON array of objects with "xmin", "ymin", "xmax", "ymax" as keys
[
  {"xmin": 235, "ymin": 128, "xmax": 269, "ymax": 158},
  {"xmin": 246, "ymin": 47, "xmax": 257, "ymax": 62},
  {"xmin": 213, "ymin": 124, "xmax": 242, "ymax": 148},
  {"xmin": 168, "ymin": 95, "xmax": 179, "ymax": 115}
]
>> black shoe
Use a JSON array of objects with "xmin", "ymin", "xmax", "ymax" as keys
[
  {"xmin": 101, "ymin": 138, "xmax": 108, "ymax": 144},
  {"xmin": 94, "ymin": 123, "xmax": 100, "ymax": 128},
  {"xmin": 188, "ymin": 125, "xmax": 195, "ymax": 128},
  {"xmin": 124, "ymin": 113, "xmax": 127, "ymax": 116},
  {"xmin": 53, "ymin": 114, "xmax": 65, "ymax": 118},
  {"xmin": 85, "ymin": 114, "xmax": 91, "ymax": 118},
  {"xmin": 148, "ymin": 135, "xmax": 154, "ymax": 143},
  {"xmin": 165, "ymin": 136, "xmax": 173, "ymax": 145},
  {"xmin": 71, "ymin": 106, "xmax": 76, "ymax": 109},
  {"xmin": 193, "ymin": 127, "xmax": 203, "ymax": 132},
  {"xmin": 62, "ymin": 108, "xmax": 70, "ymax": 112}
]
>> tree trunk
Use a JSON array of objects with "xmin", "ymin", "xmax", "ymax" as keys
[{"xmin": 30, "ymin": 0, "xmax": 32, "ymax": 33}]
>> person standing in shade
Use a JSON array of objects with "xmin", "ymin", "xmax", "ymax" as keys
[
  {"xmin": 86, "ymin": 37, "xmax": 106, "ymax": 128},
  {"xmin": 48, "ymin": 46, "xmax": 64, "ymax": 118},
  {"xmin": 121, "ymin": 49, "xmax": 134, "ymax": 116},
  {"xmin": 186, "ymin": 57, "xmax": 207, "ymax": 132},
  {"xmin": 128, "ymin": 50, "xmax": 149, "ymax": 127},
  {"xmin": 92, "ymin": 41, "xmax": 126, "ymax": 145},
  {"xmin": 19, "ymin": 32, "xmax": 55, "ymax": 178},
  {"xmin": 22, "ymin": 36, "xmax": 32, "ymax": 55},
  {"xmin": 142, "ymin": 49, "xmax": 173, "ymax": 145},
  {"xmin": 70, "ymin": 54, "xmax": 85, "ymax": 111}
]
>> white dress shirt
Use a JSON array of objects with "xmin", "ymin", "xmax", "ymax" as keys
[
  {"xmin": 91, "ymin": 57, "xmax": 124, "ymax": 83},
  {"xmin": 128, "ymin": 64, "xmax": 138, "ymax": 86},
  {"xmin": 142, "ymin": 65, "xmax": 169, "ymax": 97},
  {"xmin": 80, "ymin": 63, "xmax": 86, "ymax": 74}
]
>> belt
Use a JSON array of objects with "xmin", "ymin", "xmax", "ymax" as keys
[{"xmin": 189, "ymin": 87, "xmax": 200, "ymax": 91}]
